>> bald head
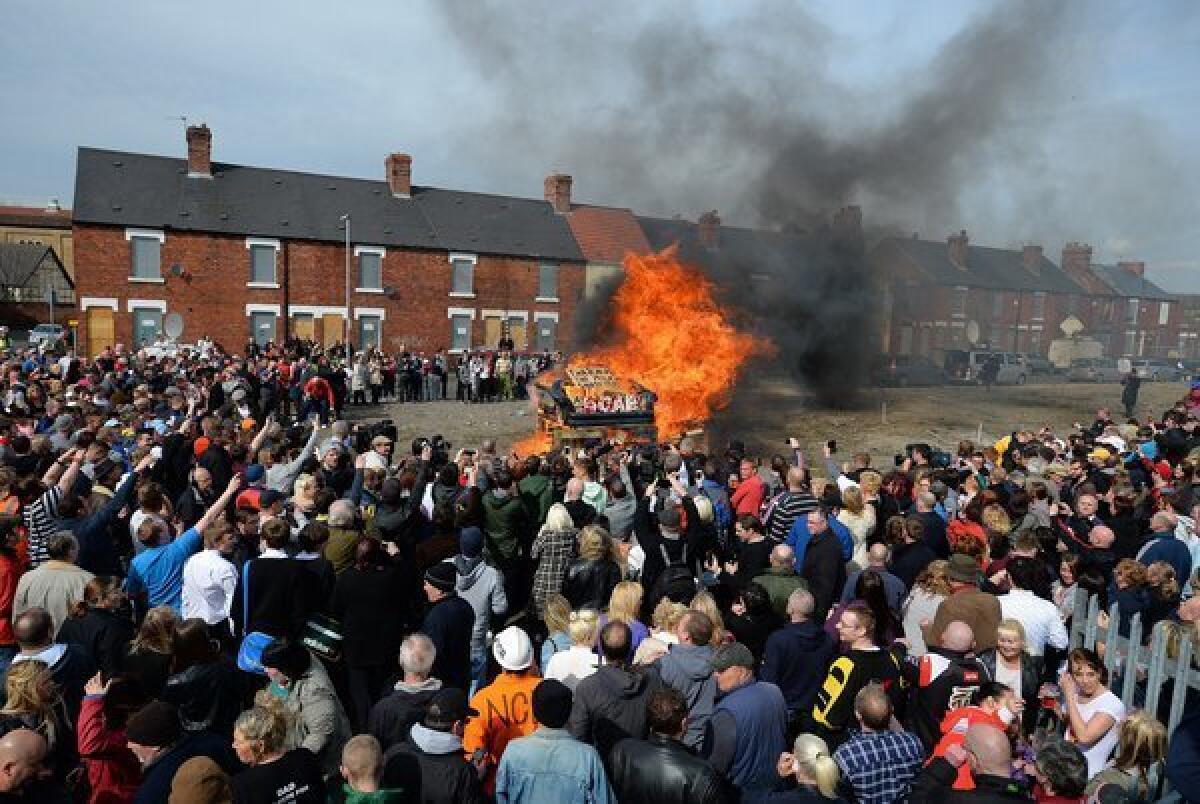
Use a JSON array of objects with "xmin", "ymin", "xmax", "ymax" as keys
[
  {"xmin": 786, "ymin": 467, "xmax": 808, "ymax": 490},
  {"xmin": 867, "ymin": 543, "xmax": 889, "ymax": 567},
  {"xmin": 12, "ymin": 609, "xmax": 52, "ymax": 650},
  {"xmin": 1088, "ymin": 525, "xmax": 1115, "ymax": 549},
  {"xmin": 0, "ymin": 728, "xmax": 46, "ymax": 792},
  {"xmin": 964, "ymin": 724, "xmax": 1012, "ymax": 776},
  {"xmin": 854, "ymin": 683, "xmax": 893, "ymax": 732},
  {"xmin": 940, "ymin": 621, "xmax": 975, "ymax": 653},
  {"xmin": 565, "ymin": 478, "xmax": 585, "ymax": 501},
  {"xmin": 770, "ymin": 544, "xmax": 795, "ymax": 569}
]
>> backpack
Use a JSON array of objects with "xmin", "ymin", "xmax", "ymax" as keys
[{"xmin": 648, "ymin": 541, "xmax": 696, "ymax": 606}]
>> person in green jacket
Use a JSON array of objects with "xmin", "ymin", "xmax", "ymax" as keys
[
  {"xmin": 483, "ymin": 469, "xmax": 532, "ymax": 614},
  {"xmin": 517, "ymin": 456, "xmax": 553, "ymax": 525},
  {"xmin": 340, "ymin": 735, "xmax": 407, "ymax": 802},
  {"xmin": 752, "ymin": 544, "xmax": 809, "ymax": 619}
]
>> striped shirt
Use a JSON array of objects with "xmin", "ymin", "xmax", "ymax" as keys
[
  {"xmin": 763, "ymin": 490, "xmax": 819, "ymax": 542},
  {"xmin": 24, "ymin": 486, "xmax": 63, "ymax": 567}
]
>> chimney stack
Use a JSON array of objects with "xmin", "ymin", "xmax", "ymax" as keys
[
  {"xmin": 698, "ymin": 210, "xmax": 721, "ymax": 250},
  {"xmin": 385, "ymin": 153, "xmax": 412, "ymax": 198},
  {"xmin": 947, "ymin": 230, "xmax": 968, "ymax": 269},
  {"xmin": 544, "ymin": 173, "xmax": 572, "ymax": 215},
  {"xmin": 186, "ymin": 124, "xmax": 212, "ymax": 178},
  {"xmin": 832, "ymin": 205, "xmax": 863, "ymax": 243},
  {"xmin": 1118, "ymin": 260, "xmax": 1145, "ymax": 278},
  {"xmin": 1060, "ymin": 242, "xmax": 1099, "ymax": 293},
  {"xmin": 1023, "ymin": 245, "xmax": 1043, "ymax": 275}
]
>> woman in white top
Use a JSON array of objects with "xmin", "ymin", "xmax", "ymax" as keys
[
  {"xmin": 900, "ymin": 559, "xmax": 949, "ymax": 656},
  {"xmin": 1062, "ymin": 647, "xmax": 1126, "ymax": 779},
  {"xmin": 544, "ymin": 608, "xmax": 600, "ymax": 691},
  {"xmin": 836, "ymin": 486, "xmax": 875, "ymax": 570}
]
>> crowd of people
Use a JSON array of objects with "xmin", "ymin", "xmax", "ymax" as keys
[{"xmin": 0, "ymin": 335, "xmax": 1198, "ymax": 803}]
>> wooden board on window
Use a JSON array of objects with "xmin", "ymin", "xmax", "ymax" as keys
[
  {"xmin": 293, "ymin": 315, "xmax": 315, "ymax": 341},
  {"xmin": 483, "ymin": 316, "xmax": 503, "ymax": 348},
  {"xmin": 86, "ymin": 307, "xmax": 114, "ymax": 357},
  {"xmin": 509, "ymin": 318, "xmax": 527, "ymax": 350},
  {"xmin": 320, "ymin": 314, "xmax": 344, "ymax": 346}
]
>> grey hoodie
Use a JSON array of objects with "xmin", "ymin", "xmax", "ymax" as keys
[
  {"xmin": 656, "ymin": 642, "xmax": 716, "ymax": 750},
  {"xmin": 409, "ymin": 722, "xmax": 464, "ymax": 755},
  {"xmin": 448, "ymin": 555, "xmax": 508, "ymax": 652}
]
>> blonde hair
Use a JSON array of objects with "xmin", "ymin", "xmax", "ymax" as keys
[
  {"xmin": 652, "ymin": 599, "xmax": 688, "ymax": 634},
  {"xmin": 2, "ymin": 660, "xmax": 57, "ymax": 715},
  {"xmin": 543, "ymin": 594, "xmax": 572, "ymax": 633},
  {"xmin": 567, "ymin": 609, "xmax": 600, "ymax": 645},
  {"xmin": 543, "ymin": 503, "xmax": 574, "ymax": 532},
  {"xmin": 1146, "ymin": 561, "xmax": 1180, "ymax": 601},
  {"xmin": 607, "ymin": 581, "xmax": 643, "ymax": 624},
  {"xmin": 915, "ymin": 560, "xmax": 951, "ymax": 597},
  {"xmin": 981, "ymin": 504, "xmax": 1011, "ymax": 535},
  {"xmin": 858, "ymin": 471, "xmax": 882, "ymax": 496},
  {"xmin": 792, "ymin": 733, "xmax": 840, "ymax": 798},
  {"xmin": 1115, "ymin": 558, "xmax": 1148, "ymax": 589},
  {"xmin": 689, "ymin": 590, "xmax": 726, "ymax": 645},
  {"xmin": 578, "ymin": 525, "xmax": 611, "ymax": 561},
  {"xmin": 841, "ymin": 485, "xmax": 865, "ymax": 516},
  {"xmin": 234, "ymin": 705, "xmax": 291, "ymax": 762},
  {"xmin": 1111, "ymin": 710, "xmax": 1167, "ymax": 795},
  {"xmin": 691, "ymin": 495, "xmax": 714, "ymax": 524},
  {"xmin": 293, "ymin": 473, "xmax": 316, "ymax": 497},
  {"xmin": 996, "ymin": 618, "xmax": 1026, "ymax": 646}
]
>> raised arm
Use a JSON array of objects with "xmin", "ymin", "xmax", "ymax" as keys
[
  {"xmin": 249, "ymin": 415, "xmax": 275, "ymax": 456},
  {"xmin": 194, "ymin": 473, "xmax": 242, "ymax": 534},
  {"xmin": 50, "ymin": 448, "xmax": 83, "ymax": 494}
]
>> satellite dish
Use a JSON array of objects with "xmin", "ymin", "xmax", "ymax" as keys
[
  {"xmin": 1060, "ymin": 316, "xmax": 1084, "ymax": 337},
  {"xmin": 164, "ymin": 312, "xmax": 184, "ymax": 340},
  {"xmin": 169, "ymin": 264, "xmax": 183, "ymax": 277},
  {"xmin": 965, "ymin": 320, "xmax": 981, "ymax": 345}
]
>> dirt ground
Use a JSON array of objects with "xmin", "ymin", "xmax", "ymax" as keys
[{"xmin": 345, "ymin": 378, "xmax": 1187, "ymax": 465}]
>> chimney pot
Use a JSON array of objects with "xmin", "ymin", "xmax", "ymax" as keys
[
  {"xmin": 186, "ymin": 124, "xmax": 212, "ymax": 178},
  {"xmin": 1118, "ymin": 260, "xmax": 1145, "ymax": 278},
  {"xmin": 698, "ymin": 210, "xmax": 721, "ymax": 250},
  {"xmin": 385, "ymin": 153, "xmax": 412, "ymax": 198},
  {"xmin": 543, "ymin": 173, "xmax": 572, "ymax": 215},
  {"xmin": 947, "ymin": 229, "xmax": 969, "ymax": 269},
  {"xmin": 1023, "ymin": 244, "xmax": 1043, "ymax": 275}
]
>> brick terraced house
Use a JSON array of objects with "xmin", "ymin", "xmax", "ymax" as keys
[{"xmin": 72, "ymin": 125, "xmax": 585, "ymax": 356}]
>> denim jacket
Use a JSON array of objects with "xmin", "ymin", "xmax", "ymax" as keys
[{"xmin": 495, "ymin": 727, "xmax": 614, "ymax": 804}]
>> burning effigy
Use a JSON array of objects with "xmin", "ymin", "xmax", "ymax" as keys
[{"xmin": 516, "ymin": 246, "xmax": 770, "ymax": 452}]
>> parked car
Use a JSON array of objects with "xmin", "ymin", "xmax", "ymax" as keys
[
  {"xmin": 1068, "ymin": 357, "xmax": 1122, "ymax": 383},
  {"xmin": 872, "ymin": 355, "xmax": 947, "ymax": 387},
  {"xmin": 943, "ymin": 350, "xmax": 1029, "ymax": 385},
  {"xmin": 1022, "ymin": 354, "xmax": 1057, "ymax": 376},
  {"xmin": 1131, "ymin": 358, "xmax": 1183, "ymax": 382},
  {"xmin": 27, "ymin": 323, "xmax": 65, "ymax": 346}
]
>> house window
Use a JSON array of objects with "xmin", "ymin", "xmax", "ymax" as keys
[
  {"xmin": 1064, "ymin": 295, "xmax": 1078, "ymax": 316},
  {"xmin": 537, "ymin": 263, "xmax": 559, "ymax": 301},
  {"xmin": 449, "ymin": 254, "xmax": 476, "ymax": 296},
  {"xmin": 450, "ymin": 314, "xmax": 472, "ymax": 351},
  {"xmin": 130, "ymin": 236, "xmax": 161, "ymax": 280},
  {"xmin": 132, "ymin": 308, "xmax": 163, "ymax": 346},
  {"xmin": 249, "ymin": 311, "xmax": 277, "ymax": 346},
  {"xmin": 249, "ymin": 245, "xmax": 276, "ymax": 284},
  {"xmin": 1159, "ymin": 301, "xmax": 1170, "ymax": 326},
  {"xmin": 1127, "ymin": 298, "xmax": 1139, "ymax": 324},
  {"xmin": 358, "ymin": 315, "xmax": 381, "ymax": 349},
  {"xmin": 952, "ymin": 287, "xmax": 967, "ymax": 317},
  {"xmin": 991, "ymin": 293, "xmax": 1003, "ymax": 320},
  {"xmin": 358, "ymin": 252, "xmax": 382, "ymax": 291},
  {"xmin": 1031, "ymin": 292, "xmax": 1045, "ymax": 320},
  {"xmin": 1124, "ymin": 331, "xmax": 1137, "ymax": 356},
  {"xmin": 1029, "ymin": 330, "xmax": 1042, "ymax": 354},
  {"xmin": 534, "ymin": 315, "xmax": 557, "ymax": 351}
]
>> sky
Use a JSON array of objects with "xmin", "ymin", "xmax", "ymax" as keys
[{"xmin": 2, "ymin": 0, "xmax": 1198, "ymax": 290}]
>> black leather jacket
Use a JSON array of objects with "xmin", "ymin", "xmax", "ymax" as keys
[
  {"xmin": 978, "ymin": 649, "xmax": 1043, "ymax": 736},
  {"xmin": 561, "ymin": 558, "xmax": 622, "ymax": 610},
  {"xmin": 607, "ymin": 732, "xmax": 732, "ymax": 804},
  {"xmin": 161, "ymin": 659, "xmax": 244, "ymax": 737}
]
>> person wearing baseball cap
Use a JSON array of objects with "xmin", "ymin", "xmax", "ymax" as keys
[
  {"xmin": 382, "ymin": 687, "xmax": 484, "ymax": 802},
  {"xmin": 420, "ymin": 563, "xmax": 475, "ymax": 694},
  {"xmin": 495, "ymin": 679, "xmax": 614, "ymax": 802},
  {"xmin": 924, "ymin": 553, "xmax": 1002, "ymax": 653},
  {"xmin": 443, "ymin": 525, "xmax": 506, "ymax": 693},
  {"xmin": 463, "ymin": 626, "xmax": 541, "ymax": 795},
  {"xmin": 704, "ymin": 641, "xmax": 787, "ymax": 800}
]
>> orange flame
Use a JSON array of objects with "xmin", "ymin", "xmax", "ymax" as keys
[{"xmin": 514, "ymin": 245, "xmax": 770, "ymax": 452}]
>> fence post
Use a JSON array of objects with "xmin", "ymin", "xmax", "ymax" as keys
[
  {"xmin": 1119, "ymin": 613, "xmax": 1143, "ymax": 705},
  {"xmin": 1167, "ymin": 634, "xmax": 1195, "ymax": 738},
  {"xmin": 1143, "ymin": 623, "xmax": 1169, "ymax": 719}
]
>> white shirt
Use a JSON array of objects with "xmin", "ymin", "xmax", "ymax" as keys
[
  {"xmin": 544, "ymin": 645, "xmax": 599, "ymax": 690},
  {"xmin": 1069, "ymin": 690, "xmax": 1125, "ymax": 779},
  {"xmin": 999, "ymin": 588, "xmax": 1068, "ymax": 656},
  {"xmin": 181, "ymin": 548, "xmax": 238, "ymax": 626}
]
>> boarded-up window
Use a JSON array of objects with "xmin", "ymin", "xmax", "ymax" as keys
[
  {"xmin": 131, "ymin": 237, "xmax": 160, "ymax": 279},
  {"xmin": 359, "ymin": 253, "xmax": 382, "ymax": 290},
  {"xmin": 250, "ymin": 245, "xmax": 276, "ymax": 284},
  {"xmin": 451, "ymin": 259, "xmax": 474, "ymax": 294},
  {"xmin": 538, "ymin": 264, "xmax": 558, "ymax": 299},
  {"xmin": 451, "ymin": 314, "xmax": 471, "ymax": 351}
]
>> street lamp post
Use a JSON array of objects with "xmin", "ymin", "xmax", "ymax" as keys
[{"xmin": 340, "ymin": 214, "xmax": 351, "ymax": 350}]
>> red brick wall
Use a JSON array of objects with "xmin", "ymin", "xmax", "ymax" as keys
[{"xmin": 72, "ymin": 223, "xmax": 583, "ymax": 354}]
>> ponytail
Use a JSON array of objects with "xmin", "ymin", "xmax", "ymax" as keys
[
  {"xmin": 792, "ymin": 733, "xmax": 841, "ymax": 800},
  {"xmin": 811, "ymin": 753, "xmax": 841, "ymax": 799}
]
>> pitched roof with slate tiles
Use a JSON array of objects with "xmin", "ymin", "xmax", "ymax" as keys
[
  {"xmin": 1090, "ymin": 264, "xmax": 1174, "ymax": 301},
  {"xmin": 872, "ymin": 236, "xmax": 1087, "ymax": 295},
  {"xmin": 637, "ymin": 215, "xmax": 820, "ymax": 277},
  {"xmin": 0, "ymin": 243, "xmax": 72, "ymax": 289},
  {"xmin": 566, "ymin": 206, "xmax": 651, "ymax": 264},
  {"xmin": 0, "ymin": 205, "xmax": 72, "ymax": 230},
  {"xmin": 72, "ymin": 148, "xmax": 584, "ymax": 263}
]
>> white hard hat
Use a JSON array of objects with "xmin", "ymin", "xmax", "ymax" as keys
[{"xmin": 492, "ymin": 626, "xmax": 533, "ymax": 672}]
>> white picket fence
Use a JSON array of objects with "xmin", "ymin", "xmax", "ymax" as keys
[{"xmin": 1068, "ymin": 589, "xmax": 1198, "ymax": 800}]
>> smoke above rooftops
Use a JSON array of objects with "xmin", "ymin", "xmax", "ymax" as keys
[{"xmin": 433, "ymin": 0, "xmax": 1185, "ymax": 415}]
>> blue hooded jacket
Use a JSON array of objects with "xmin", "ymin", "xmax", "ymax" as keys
[{"xmin": 785, "ymin": 514, "xmax": 853, "ymax": 572}]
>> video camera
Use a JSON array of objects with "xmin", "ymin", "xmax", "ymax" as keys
[{"xmin": 411, "ymin": 433, "xmax": 450, "ymax": 467}]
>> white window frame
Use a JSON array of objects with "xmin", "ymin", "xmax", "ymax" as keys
[
  {"xmin": 245, "ymin": 304, "xmax": 283, "ymax": 316},
  {"xmin": 951, "ymin": 286, "xmax": 967, "ymax": 318},
  {"xmin": 126, "ymin": 299, "xmax": 167, "ymax": 313},
  {"xmin": 354, "ymin": 245, "xmax": 386, "ymax": 293},
  {"xmin": 126, "ymin": 228, "xmax": 165, "ymax": 283},
  {"xmin": 533, "ymin": 312, "xmax": 559, "ymax": 351},
  {"xmin": 356, "ymin": 312, "xmax": 383, "ymax": 348},
  {"xmin": 1127, "ymin": 297, "xmax": 1140, "ymax": 325},
  {"xmin": 1159, "ymin": 301, "xmax": 1170, "ymax": 326},
  {"xmin": 1031, "ymin": 292, "xmax": 1046, "ymax": 321},
  {"xmin": 288, "ymin": 305, "xmax": 347, "ymax": 318},
  {"xmin": 246, "ymin": 237, "xmax": 281, "ymax": 288},
  {"xmin": 447, "ymin": 307, "xmax": 476, "ymax": 353},
  {"xmin": 536, "ymin": 263, "xmax": 559, "ymax": 303},
  {"xmin": 80, "ymin": 297, "xmax": 118, "ymax": 310},
  {"xmin": 449, "ymin": 253, "xmax": 477, "ymax": 298},
  {"xmin": 248, "ymin": 310, "xmax": 278, "ymax": 346}
]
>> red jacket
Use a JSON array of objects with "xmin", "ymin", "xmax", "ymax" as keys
[
  {"xmin": 77, "ymin": 696, "xmax": 140, "ymax": 804},
  {"xmin": 303, "ymin": 376, "xmax": 335, "ymax": 407},
  {"xmin": 730, "ymin": 474, "xmax": 766, "ymax": 517},
  {"xmin": 0, "ymin": 551, "xmax": 25, "ymax": 646}
]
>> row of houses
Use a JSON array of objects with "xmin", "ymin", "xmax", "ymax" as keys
[{"xmin": 1, "ymin": 124, "xmax": 1194, "ymax": 360}]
